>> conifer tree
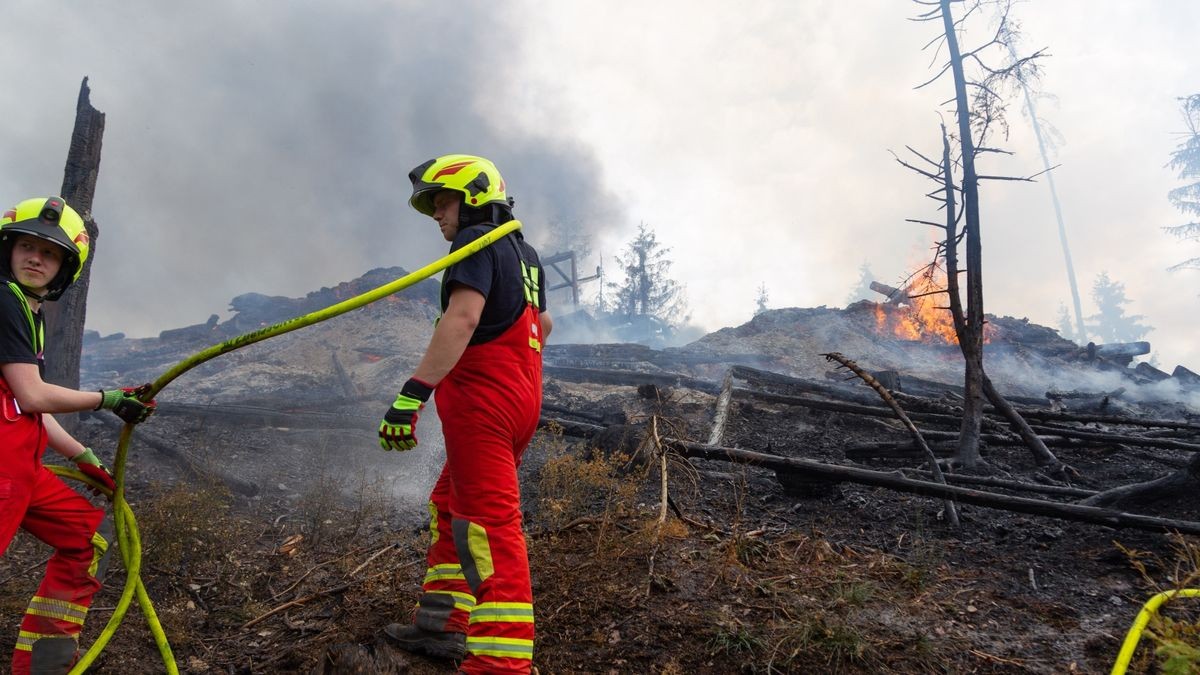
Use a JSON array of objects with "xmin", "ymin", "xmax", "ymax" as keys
[
  {"xmin": 1165, "ymin": 94, "xmax": 1200, "ymax": 274},
  {"xmin": 608, "ymin": 222, "xmax": 689, "ymax": 328},
  {"xmin": 754, "ymin": 282, "xmax": 769, "ymax": 316},
  {"xmin": 1087, "ymin": 272, "xmax": 1153, "ymax": 343}
]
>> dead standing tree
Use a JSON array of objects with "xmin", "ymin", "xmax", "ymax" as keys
[
  {"xmin": 43, "ymin": 77, "xmax": 105, "ymax": 432},
  {"xmin": 898, "ymin": 0, "xmax": 1068, "ymax": 476}
]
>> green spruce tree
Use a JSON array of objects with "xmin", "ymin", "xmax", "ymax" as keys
[
  {"xmin": 1086, "ymin": 272, "xmax": 1153, "ymax": 344},
  {"xmin": 1165, "ymin": 94, "xmax": 1200, "ymax": 273}
]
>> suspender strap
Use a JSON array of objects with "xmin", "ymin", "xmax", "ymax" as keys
[
  {"xmin": 504, "ymin": 234, "xmax": 541, "ymax": 311},
  {"xmin": 7, "ymin": 282, "xmax": 43, "ymax": 356}
]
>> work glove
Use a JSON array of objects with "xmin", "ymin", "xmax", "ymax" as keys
[
  {"xmin": 97, "ymin": 384, "xmax": 157, "ymax": 424},
  {"xmin": 379, "ymin": 378, "xmax": 434, "ymax": 451},
  {"xmin": 72, "ymin": 448, "xmax": 116, "ymax": 495}
]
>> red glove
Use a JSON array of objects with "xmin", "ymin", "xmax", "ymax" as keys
[{"xmin": 72, "ymin": 448, "xmax": 116, "ymax": 495}]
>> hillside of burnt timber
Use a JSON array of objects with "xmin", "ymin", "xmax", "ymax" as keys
[{"xmin": 2, "ymin": 268, "xmax": 1198, "ymax": 674}]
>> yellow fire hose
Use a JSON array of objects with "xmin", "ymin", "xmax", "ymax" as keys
[
  {"xmin": 1111, "ymin": 588, "xmax": 1200, "ymax": 675},
  {"xmin": 47, "ymin": 220, "xmax": 521, "ymax": 674}
]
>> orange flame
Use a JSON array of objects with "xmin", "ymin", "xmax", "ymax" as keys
[{"xmin": 872, "ymin": 271, "xmax": 992, "ymax": 345}]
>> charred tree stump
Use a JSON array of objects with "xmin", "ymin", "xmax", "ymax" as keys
[{"xmin": 44, "ymin": 77, "xmax": 104, "ymax": 432}]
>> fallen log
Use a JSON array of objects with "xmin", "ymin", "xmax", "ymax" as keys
[
  {"xmin": 983, "ymin": 374, "xmax": 1066, "ymax": 473},
  {"xmin": 730, "ymin": 365, "xmax": 882, "ymax": 406},
  {"xmin": 541, "ymin": 402, "xmax": 609, "ymax": 425},
  {"xmin": 539, "ymin": 416, "xmax": 604, "ymax": 439},
  {"xmin": 1173, "ymin": 366, "xmax": 1200, "ymax": 387},
  {"xmin": 900, "ymin": 469, "xmax": 1097, "ymax": 498},
  {"xmin": 1094, "ymin": 342, "xmax": 1152, "ymax": 359},
  {"xmin": 870, "ymin": 281, "xmax": 910, "ymax": 304},
  {"xmin": 1026, "ymin": 424, "xmax": 1200, "ymax": 453},
  {"xmin": 667, "ymin": 438, "xmax": 1200, "ymax": 535},
  {"xmin": 1080, "ymin": 455, "xmax": 1200, "ymax": 508},
  {"xmin": 1009, "ymin": 408, "xmax": 1200, "ymax": 432},
  {"xmin": 735, "ymin": 387, "xmax": 963, "ymax": 427},
  {"xmin": 544, "ymin": 365, "xmax": 720, "ymax": 394},
  {"xmin": 844, "ymin": 442, "xmax": 955, "ymax": 459},
  {"xmin": 708, "ymin": 373, "xmax": 735, "ymax": 446}
]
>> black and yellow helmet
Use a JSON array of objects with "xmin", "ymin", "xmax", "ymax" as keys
[
  {"xmin": 408, "ymin": 154, "xmax": 511, "ymax": 221},
  {"xmin": 0, "ymin": 197, "xmax": 90, "ymax": 300}
]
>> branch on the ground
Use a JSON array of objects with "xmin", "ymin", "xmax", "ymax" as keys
[
  {"xmin": 822, "ymin": 352, "xmax": 960, "ymax": 528},
  {"xmin": 668, "ymin": 438, "xmax": 1200, "ymax": 536},
  {"xmin": 1079, "ymin": 455, "xmax": 1200, "ymax": 509}
]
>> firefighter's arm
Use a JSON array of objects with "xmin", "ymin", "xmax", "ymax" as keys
[
  {"xmin": 411, "ymin": 284, "xmax": 486, "ymax": 387},
  {"xmin": 45, "ymin": 414, "xmax": 116, "ymax": 493},
  {"xmin": 0, "ymin": 362, "xmax": 103, "ymax": 413},
  {"xmin": 43, "ymin": 413, "xmax": 88, "ymax": 459},
  {"xmin": 1, "ymin": 363, "xmax": 155, "ymax": 423},
  {"xmin": 540, "ymin": 310, "xmax": 553, "ymax": 342}
]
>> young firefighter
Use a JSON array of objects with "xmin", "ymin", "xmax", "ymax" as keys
[
  {"xmin": 0, "ymin": 197, "xmax": 156, "ymax": 674},
  {"xmin": 379, "ymin": 155, "xmax": 552, "ymax": 674}
]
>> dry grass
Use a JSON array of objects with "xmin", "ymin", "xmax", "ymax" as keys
[{"xmin": 1119, "ymin": 536, "xmax": 1200, "ymax": 674}]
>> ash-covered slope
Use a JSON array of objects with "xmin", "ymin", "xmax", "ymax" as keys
[
  {"xmin": 81, "ymin": 269, "xmax": 1199, "ymax": 416},
  {"xmin": 81, "ymin": 267, "xmax": 442, "ymax": 406}
]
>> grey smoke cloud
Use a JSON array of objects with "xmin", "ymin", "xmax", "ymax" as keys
[
  {"xmin": 0, "ymin": 0, "xmax": 621, "ymax": 339},
  {"xmin": 1, "ymin": 0, "xmax": 1197, "ymax": 374}
]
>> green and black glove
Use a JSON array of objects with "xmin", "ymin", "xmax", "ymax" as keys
[
  {"xmin": 97, "ymin": 384, "xmax": 156, "ymax": 424},
  {"xmin": 379, "ymin": 378, "xmax": 434, "ymax": 451},
  {"xmin": 72, "ymin": 448, "xmax": 116, "ymax": 495}
]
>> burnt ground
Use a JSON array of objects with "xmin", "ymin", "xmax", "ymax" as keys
[{"xmin": 2, "ymin": 294, "xmax": 1199, "ymax": 674}]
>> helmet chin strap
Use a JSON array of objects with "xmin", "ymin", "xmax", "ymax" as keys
[
  {"xmin": 16, "ymin": 282, "xmax": 48, "ymax": 303},
  {"xmin": 458, "ymin": 203, "xmax": 513, "ymax": 230}
]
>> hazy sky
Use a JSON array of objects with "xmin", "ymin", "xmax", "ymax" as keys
[{"xmin": 1, "ymin": 1, "xmax": 1197, "ymax": 371}]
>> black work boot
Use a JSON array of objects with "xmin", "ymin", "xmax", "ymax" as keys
[{"xmin": 382, "ymin": 623, "xmax": 466, "ymax": 661}]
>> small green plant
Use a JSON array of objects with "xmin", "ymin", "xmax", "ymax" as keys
[
  {"xmin": 706, "ymin": 624, "xmax": 763, "ymax": 657},
  {"xmin": 830, "ymin": 580, "xmax": 875, "ymax": 607},
  {"xmin": 791, "ymin": 614, "xmax": 870, "ymax": 669},
  {"xmin": 1117, "ymin": 536, "xmax": 1200, "ymax": 674},
  {"xmin": 1152, "ymin": 629, "xmax": 1200, "ymax": 672}
]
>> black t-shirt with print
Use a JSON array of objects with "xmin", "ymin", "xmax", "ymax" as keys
[
  {"xmin": 0, "ymin": 280, "xmax": 43, "ymax": 376},
  {"xmin": 441, "ymin": 225, "xmax": 547, "ymax": 346}
]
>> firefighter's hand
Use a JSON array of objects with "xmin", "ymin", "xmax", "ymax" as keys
[
  {"xmin": 379, "ymin": 378, "xmax": 433, "ymax": 451},
  {"xmin": 72, "ymin": 448, "xmax": 116, "ymax": 495},
  {"xmin": 98, "ymin": 385, "xmax": 156, "ymax": 424}
]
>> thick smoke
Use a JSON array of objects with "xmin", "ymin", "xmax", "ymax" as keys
[{"xmin": 0, "ymin": 0, "xmax": 622, "ymax": 338}]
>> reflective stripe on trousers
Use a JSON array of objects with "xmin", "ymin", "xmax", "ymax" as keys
[{"xmin": 410, "ymin": 304, "xmax": 543, "ymax": 674}]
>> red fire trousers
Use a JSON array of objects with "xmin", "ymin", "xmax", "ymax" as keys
[
  {"xmin": 412, "ymin": 305, "xmax": 543, "ymax": 674},
  {"xmin": 1, "ymin": 386, "xmax": 112, "ymax": 674}
]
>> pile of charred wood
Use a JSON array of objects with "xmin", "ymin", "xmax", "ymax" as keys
[{"xmin": 542, "ymin": 354, "xmax": 1200, "ymax": 537}]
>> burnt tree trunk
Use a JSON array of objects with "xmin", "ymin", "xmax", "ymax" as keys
[
  {"xmin": 44, "ymin": 77, "xmax": 104, "ymax": 432},
  {"xmin": 939, "ymin": 1, "xmax": 986, "ymax": 470}
]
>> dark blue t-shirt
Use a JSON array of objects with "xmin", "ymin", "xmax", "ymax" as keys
[{"xmin": 441, "ymin": 225, "xmax": 547, "ymax": 345}]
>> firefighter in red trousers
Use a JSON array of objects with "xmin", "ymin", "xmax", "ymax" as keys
[
  {"xmin": 0, "ymin": 197, "xmax": 156, "ymax": 674},
  {"xmin": 379, "ymin": 155, "xmax": 551, "ymax": 674}
]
